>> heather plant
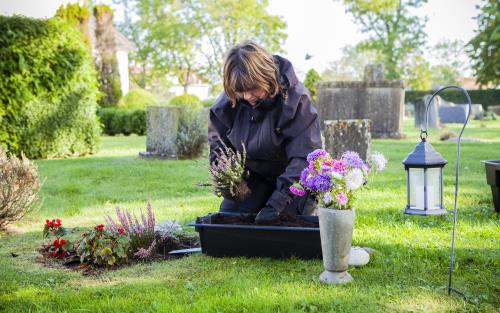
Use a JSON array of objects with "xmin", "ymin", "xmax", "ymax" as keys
[
  {"xmin": 209, "ymin": 141, "xmax": 250, "ymax": 201},
  {"xmin": 0, "ymin": 148, "xmax": 41, "ymax": 230},
  {"xmin": 76, "ymin": 224, "xmax": 130, "ymax": 266},
  {"xmin": 104, "ymin": 202, "xmax": 156, "ymax": 259}
]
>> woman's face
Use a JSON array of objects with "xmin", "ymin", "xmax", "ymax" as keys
[{"xmin": 236, "ymin": 88, "xmax": 267, "ymax": 106}]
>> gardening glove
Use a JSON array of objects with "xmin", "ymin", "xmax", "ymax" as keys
[{"xmin": 255, "ymin": 206, "xmax": 279, "ymax": 224}]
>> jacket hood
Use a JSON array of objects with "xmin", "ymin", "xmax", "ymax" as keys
[{"xmin": 274, "ymin": 55, "xmax": 299, "ymax": 90}]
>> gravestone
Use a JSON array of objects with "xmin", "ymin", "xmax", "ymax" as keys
[
  {"xmin": 323, "ymin": 119, "xmax": 371, "ymax": 161},
  {"xmin": 414, "ymin": 95, "xmax": 441, "ymax": 129},
  {"xmin": 470, "ymin": 104, "xmax": 484, "ymax": 120},
  {"xmin": 488, "ymin": 105, "xmax": 500, "ymax": 115},
  {"xmin": 139, "ymin": 106, "xmax": 181, "ymax": 159},
  {"xmin": 316, "ymin": 65, "xmax": 405, "ymax": 138},
  {"xmin": 439, "ymin": 105, "xmax": 468, "ymax": 123}
]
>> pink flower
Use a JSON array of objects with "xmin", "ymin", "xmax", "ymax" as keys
[
  {"xmin": 332, "ymin": 160, "xmax": 347, "ymax": 174},
  {"xmin": 336, "ymin": 192, "xmax": 348, "ymax": 206},
  {"xmin": 289, "ymin": 185, "xmax": 306, "ymax": 196}
]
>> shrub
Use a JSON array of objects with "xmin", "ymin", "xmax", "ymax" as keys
[
  {"xmin": 0, "ymin": 149, "xmax": 41, "ymax": 230},
  {"xmin": 76, "ymin": 224, "xmax": 130, "ymax": 266},
  {"xmin": 169, "ymin": 94, "xmax": 202, "ymax": 109},
  {"xmin": 97, "ymin": 108, "xmax": 146, "ymax": 136},
  {"xmin": 202, "ymin": 98, "xmax": 216, "ymax": 108},
  {"xmin": 176, "ymin": 108, "xmax": 208, "ymax": 159},
  {"xmin": 118, "ymin": 89, "xmax": 158, "ymax": 110},
  {"xmin": 104, "ymin": 202, "xmax": 156, "ymax": 259},
  {"xmin": 439, "ymin": 129, "xmax": 456, "ymax": 141},
  {"xmin": 405, "ymin": 89, "xmax": 500, "ymax": 110},
  {"xmin": 0, "ymin": 15, "xmax": 101, "ymax": 158}
]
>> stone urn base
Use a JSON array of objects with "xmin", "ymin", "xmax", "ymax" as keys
[
  {"xmin": 319, "ymin": 270, "xmax": 353, "ymax": 284},
  {"xmin": 318, "ymin": 207, "xmax": 355, "ymax": 284}
]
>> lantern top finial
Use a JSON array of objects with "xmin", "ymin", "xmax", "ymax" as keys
[{"xmin": 402, "ymin": 140, "xmax": 447, "ymax": 167}]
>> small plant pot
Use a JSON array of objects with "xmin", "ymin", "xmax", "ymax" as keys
[
  {"xmin": 318, "ymin": 207, "xmax": 355, "ymax": 284},
  {"xmin": 482, "ymin": 160, "xmax": 500, "ymax": 212}
]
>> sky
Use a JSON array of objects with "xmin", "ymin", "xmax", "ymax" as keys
[{"xmin": 0, "ymin": 0, "xmax": 481, "ymax": 76}]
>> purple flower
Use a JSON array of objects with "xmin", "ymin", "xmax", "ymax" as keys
[
  {"xmin": 307, "ymin": 149, "xmax": 328, "ymax": 163},
  {"xmin": 341, "ymin": 151, "xmax": 365, "ymax": 169},
  {"xmin": 289, "ymin": 185, "xmax": 306, "ymax": 196},
  {"xmin": 300, "ymin": 168, "xmax": 310, "ymax": 185},
  {"xmin": 309, "ymin": 175, "xmax": 331, "ymax": 192},
  {"xmin": 336, "ymin": 192, "xmax": 348, "ymax": 206},
  {"xmin": 321, "ymin": 165, "xmax": 332, "ymax": 175},
  {"xmin": 323, "ymin": 192, "xmax": 333, "ymax": 204}
]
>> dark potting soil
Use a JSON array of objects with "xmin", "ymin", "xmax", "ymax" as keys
[{"xmin": 210, "ymin": 212, "xmax": 318, "ymax": 228}]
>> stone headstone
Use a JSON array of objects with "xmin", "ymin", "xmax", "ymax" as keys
[
  {"xmin": 363, "ymin": 64, "xmax": 385, "ymax": 81},
  {"xmin": 414, "ymin": 95, "xmax": 441, "ymax": 129},
  {"xmin": 317, "ymin": 80, "xmax": 405, "ymax": 138},
  {"xmin": 488, "ymin": 105, "xmax": 500, "ymax": 115},
  {"xmin": 439, "ymin": 105, "xmax": 468, "ymax": 123},
  {"xmin": 323, "ymin": 119, "xmax": 371, "ymax": 160},
  {"xmin": 470, "ymin": 104, "xmax": 484, "ymax": 119},
  {"xmin": 139, "ymin": 106, "xmax": 181, "ymax": 159}
]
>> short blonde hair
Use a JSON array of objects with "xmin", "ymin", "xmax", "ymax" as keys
[{"xmin": 223, "ymin": 41, "xmax": 281, "ymax": 107}]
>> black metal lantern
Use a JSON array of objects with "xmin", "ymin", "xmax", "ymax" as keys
[
  {"xmin": 402, "ymin": 86, "xmax": 472, "ymax": 299},
  {"xmin": 403, "ymin": 138, "xmax": 447, "ymax": 215}
]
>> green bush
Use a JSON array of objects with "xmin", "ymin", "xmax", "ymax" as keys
[
  {"xmin": 118, "ymin": 89, "xmax": 158, "ymax": 110},
  {"xmin": 202, "ymin": 98, "xmax": 216, "ymax": 108},
  {"xmin": 176, "ymin": 108, "xmax": 208, "ymax": 159},
  {"xmin": 0, "ymin": 16, "xmax": 101, "ymax": 158},
  {"xmin": 169, "ymin": 94, "xmax": 202, "ymax": 109},
  {"xmin": 97, "ymin": 108, "xmax": 146, "ymax": 136},
  {"xmin": 405, "ymin": 89, "xmax": 500, "ymax": 110}
]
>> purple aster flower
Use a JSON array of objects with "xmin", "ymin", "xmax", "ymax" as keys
[
  {"xmin": 289, "ymin": 185, "xmax": 306, "ymax": 196},
  {"xmin": 323, "ymin": 192, "xmax": 333, "ymax": 204},
  {"xmin": 341, "ymin": 151, "xmax": 365, "ymax": 169},
  {"xmin": 336, "ymin": 192, "xmax": 348, "ymax": 206},
  {"xmin": 321, "ymin": 165, "xmax": 332, "ymax": 175},
  {"xmin": 310, "ymin": 175, "xmax": 331, "ymax": 192},
  {"xmin": 300, "ymin": 168, "xmax": 310, "ymax": 185},
  {"xmin": 307, "ymin": 149, "xmax": 328, "ymax": 163}
]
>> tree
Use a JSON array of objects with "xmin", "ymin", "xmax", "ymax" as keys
[
  {"xmin": 468, "ymin": 0, "xmax": 500, "ymax": 86},
  {"xmin": 338, "ymin": 0, "xmax": 428, "ymax": 80},
  {"xmin": 427, "ymin": 39, "xmax": 469, "ymax": 87},
  {"xmin": 405, "ymin": 53, "xmax": 431, "ymax": 90},
  {"xmin": 112, "ymin": 0, "xmax": 287, "ymax": 91},
  {"xmin": 322, "ymin": 44, "xmax": 383, "ymax": 81},
  {"xmin": 304, "ymin": 69, "xmax": 321, "ymax": 102}
]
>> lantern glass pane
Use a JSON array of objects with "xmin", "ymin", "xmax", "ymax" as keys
[
  {"xmin": 427, "ymin": 167, "xmax": 442, "ymax": 209},
  {"xmin": 409, "ymin": 168, "xmax": 425, "ymax": 210}
]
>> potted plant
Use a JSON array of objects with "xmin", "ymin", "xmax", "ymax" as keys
[
  {"xmin": 289, "ymin": 149, "xmax": 387, "ymax": 284},
  {"xmin": 481, "ymin": 160, "xmax": 500, "ymax": 212}
]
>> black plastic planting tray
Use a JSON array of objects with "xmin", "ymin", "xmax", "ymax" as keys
[{"xmin": 188, "ymin": 213, "xmax": 321, "ymax": 259}]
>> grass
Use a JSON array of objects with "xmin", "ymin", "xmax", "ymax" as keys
[{"xmin": 1, "ymin": 119, "xmax": 499, "ymax": 312}]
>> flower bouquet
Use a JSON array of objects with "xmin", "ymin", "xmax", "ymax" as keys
[{"xmin": 289, "ymin": 149, "xmax": 387, "ymax": 284}]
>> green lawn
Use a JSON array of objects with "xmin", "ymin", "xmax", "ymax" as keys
[{"xmin": 1, "ymin": 119, "xmax": 499, "ymax": 312}]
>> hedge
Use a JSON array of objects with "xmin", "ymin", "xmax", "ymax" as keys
[
  {"xmin": 0, "ymin": 16, "xmax": 101, "ymax": 158},
  {"xmin": 405, "ymin": 89, "xmax": 500, "ymax": 109},
  {"xmin": 97, "ymin": 108, "xmax": 146, "ymax": 136}
]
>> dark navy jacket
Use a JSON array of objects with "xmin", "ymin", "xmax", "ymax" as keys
[{"xmin": 208, "ymin": 56, "xmax": 322, "ymax": 211}]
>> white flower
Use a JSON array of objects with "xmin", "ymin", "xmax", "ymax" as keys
[
  {"xmin": 331, "ymin": 171, "xmax": 343, "ymax": 180},
  {"xmin": 346, "ymin": 168, "xmax": 364, "ymax": 190},
  {"xmin": 369, "ymin": 152, "xmax": 387, "ymax": 172}
]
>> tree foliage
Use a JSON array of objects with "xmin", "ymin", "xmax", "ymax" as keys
[
  {"xmin": 468, "ymin": 0, "xmax": 500, "ymax": 86},
  {"xmin": 322, "ymin": 44, "xmax": 383, "ymax": 81},
  {"xmin": 338, "ymin": 0, "xmax": 428, "ymax": 80},
  {"xmin": 304, "ymin": 69, "xmax": 322, "ymax": 102},
  {"xmin": 113, "ymin": 0, "xmax": 287, "ymax": 92}
]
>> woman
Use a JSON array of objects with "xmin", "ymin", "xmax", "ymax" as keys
[{"xmin": 208, "ymin": 41, "xmax": 322, "ymax": 223}]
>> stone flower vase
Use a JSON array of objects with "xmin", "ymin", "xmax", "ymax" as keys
[{"xmin": 318, "ymin": 206, "xmax": 355, "ymax": 284}]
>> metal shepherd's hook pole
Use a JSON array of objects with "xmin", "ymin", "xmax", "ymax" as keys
[{"xmin": 422, "ymin": 86, "xmax": 471, "ymax": 300}]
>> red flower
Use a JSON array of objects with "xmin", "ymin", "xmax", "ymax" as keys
[
  {"xmin": 60, "ymin": 239, "xmax": 67, "ymax": 246},
  {"xmin": 54, "ymin": 239, "xmax": 61, "ymax": 248},
  {"xmin": 51, "ymin": 252, "xmax": 57, "ymax": 257},
  {"xmin": 46, "ymin": 219, "xmax": 51, "ymax": 226},
  {"xmin": 55, "ymin": 219, "xmax": 62, "ymax": 227},
  {"xmin": 117, "ymin": 227, "xmax": 124, "ymax": 235},
  {"xmin": 96, "ymin": 224, "xmax": 104, "ymax": 232}
]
